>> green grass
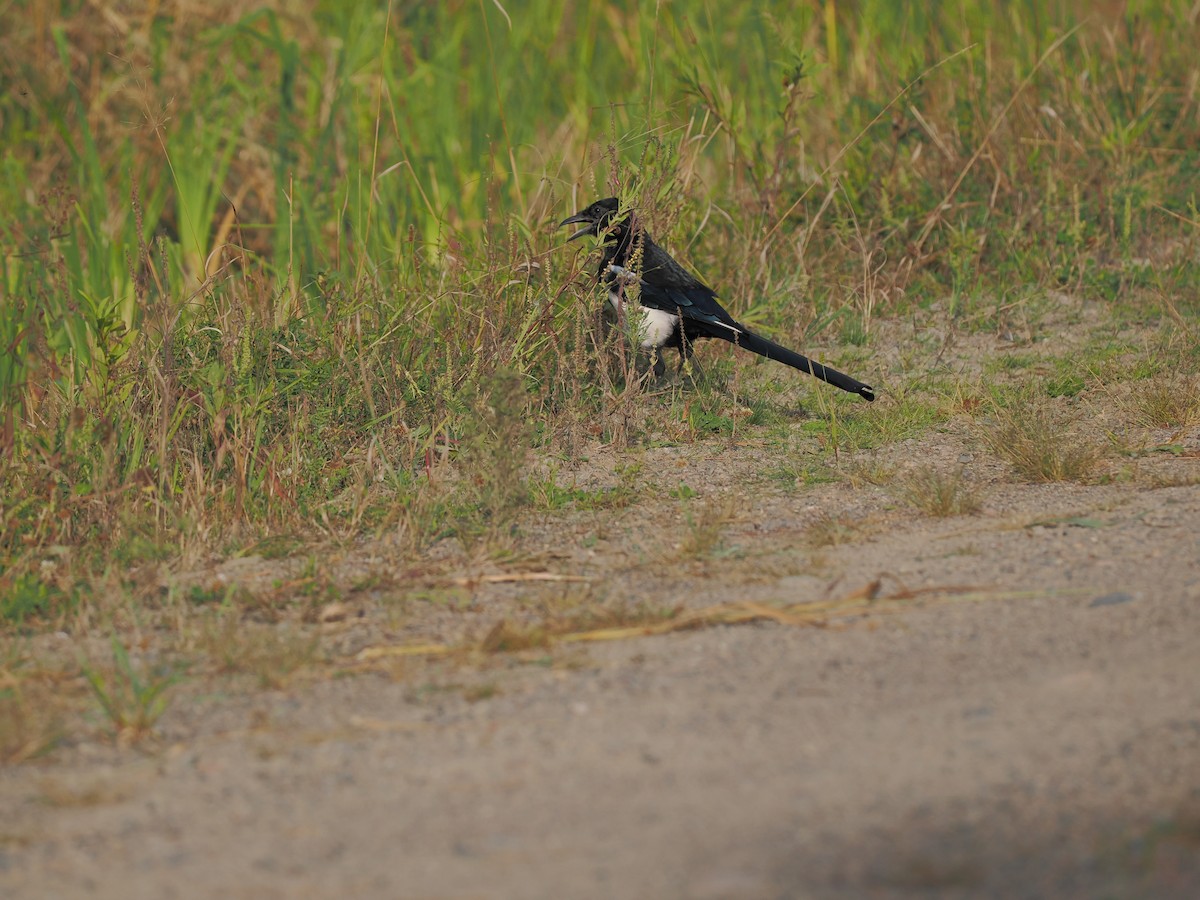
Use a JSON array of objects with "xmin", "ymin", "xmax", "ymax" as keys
[
  {"xmin": 0, "ymin": 1, "xmax": 1197, "ymax": 630},
  {"xmin": 529, "ymin": 478, "xmax": 638, "ymax": 513},
  {"xmin": 81, "ymin": 639, "xmax": 181, "ymax": 744},
  {"xmin": 1, "ymin": 575, "xmax": 62, "ymax": 626}
]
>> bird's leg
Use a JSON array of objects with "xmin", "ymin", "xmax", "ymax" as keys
[
  {"xmin": 650, "ymin": 347, "xmax": 667, "ymax": 379},
  {"xmin": 632, "ymin": 345, "xmax": 665, "ymax": 380}
]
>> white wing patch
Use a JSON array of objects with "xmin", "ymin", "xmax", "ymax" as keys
[{"xmin": 706, "ymin": 319, "xmax": 743, "ymax": 336}]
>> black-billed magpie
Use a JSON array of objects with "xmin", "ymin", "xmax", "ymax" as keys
[{"xmin": 560, "ymin": 198, "xmax": 875, "ymax": 401}]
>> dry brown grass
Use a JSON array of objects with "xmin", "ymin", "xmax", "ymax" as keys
[
  {"xmin": 1134, "ymin": 377, "xmax": 1200, "ymax": 429},
  {"xmin": 676, "ymin": 497, "xmax": 738, "ymax": 559},
  {"xmin": 198, "ymin": 615, "xmax": 320, "ymax": 689},
  {"xmin": 897, "ymin": 466, "xmax": 982, "ymax": 517},
  {"xmin": 807, "ymin": 514, "xmax": 864, "ymax": 548},
  {"xmin": 0, "ymin": 678, "xmax": 65, "ymax": 764},
  {"xmin": 841, "ymin": 457, "xmax": 897, "ymax": 488},
  {"xmin": 983, "ymin": 398, "xmax": 1103, "ymax": 483}
]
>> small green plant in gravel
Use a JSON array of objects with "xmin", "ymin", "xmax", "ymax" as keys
[
  {"xmin": 81, "ymin": 639, "xmax": 180, "ymax": 743},
  {"xmin": 528, "ymin": 471, "xmax": 637, "ymax": 512},
  {"xmin": 1, "ymin": 575, "xmax": 62, "ymax": 626}
]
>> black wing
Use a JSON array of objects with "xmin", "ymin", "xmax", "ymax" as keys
[
  {"xmin": 635, "ymin": 280, "xmax": 742, "ymax": 338},
  {"xmin": 627, "ymin": 239, "xmax": 744, "ymax": 337}
]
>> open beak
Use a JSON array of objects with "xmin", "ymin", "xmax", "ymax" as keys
[{"xmin": 558, "ymin": 212, "xmax": 595, "ymax": 242}]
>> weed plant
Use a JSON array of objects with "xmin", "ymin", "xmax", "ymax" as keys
[{"xmin": 81, "ymin": 639, "xmax": 180, "ymax": 743}]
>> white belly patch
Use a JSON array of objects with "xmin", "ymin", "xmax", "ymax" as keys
[
  {"xmin": 606, "ymin": 264, "xmax": 680, "ymax": 349},
  {"xmin": 607, "ymin": 290, "xmax": 680, "ymax": 349},
  {"xmin": 605, "ymin": 263, "xmax": 743, "ymax": 349}
]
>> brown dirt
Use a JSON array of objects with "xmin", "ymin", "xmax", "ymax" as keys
[{"xmin": 2, "ymin": 317, "xmax": 1198, "ymax": 899}]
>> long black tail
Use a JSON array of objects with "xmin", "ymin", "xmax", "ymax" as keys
[{"xmin": 734, "ymin": 329, "xmax": 875, "ymax": 401}]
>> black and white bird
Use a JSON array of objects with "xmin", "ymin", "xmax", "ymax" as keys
[{"xmin": 559, "ymin": 197, "xmax": 875, "ymax": 401}]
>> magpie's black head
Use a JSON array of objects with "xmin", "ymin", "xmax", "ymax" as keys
[{"xmin": 559, "ymin": 197, "xmax": 624, "ymax": 242}]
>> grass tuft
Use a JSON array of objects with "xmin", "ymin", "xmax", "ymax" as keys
[
  {"xmin": 81, "ymin": 639, "xmax": 181, "ymax": 745},
  {"xmin": 896, "ymin": 466, "xmax": 982, "ymax": 517},
  {"xmin": 198, "ymin": 616, "xmax": 320, "ymax": 689},
  {"xmin": 1135, "ymin": 378, "xmax": 1200, "ymax": 429},
  {"xmin": 807, "ymin": 514, "xmax": 864, "ymax": 548},
  {"xmin": 983, "ymin": 397, "xmax": 1103, "ymax": 483},
  {"xmin": 677, "ymin": 496, "xmax": 738, "ymax": 559},
  {"xmin": 0, "ymin": 653, "xmax": 65, "ymax": 764}
]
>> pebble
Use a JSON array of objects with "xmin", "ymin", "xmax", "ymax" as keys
[{"xmin": 1089, "ymin": 591, "xmax": 1135, "ymax": 608}]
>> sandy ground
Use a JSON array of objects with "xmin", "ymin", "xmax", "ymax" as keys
[
  {"xmin": 2, "ymin": 476, "xmax": 1198, "ymax": 898},
  {"xmin": 2, "ymin": 318, "xmax": 1198, "ymax": 898}
]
